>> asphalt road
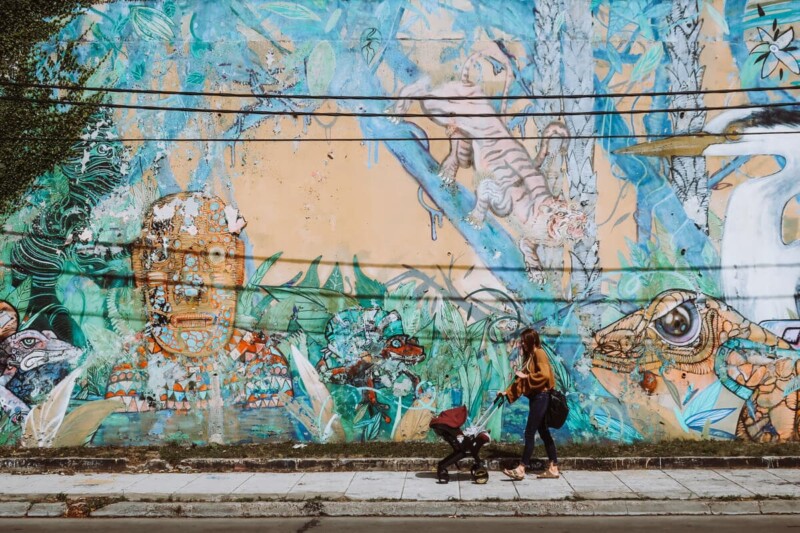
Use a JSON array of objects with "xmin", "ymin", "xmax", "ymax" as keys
[{"xmin": 2, "ymin": 517, "xmax": 800, "ymax": 532}]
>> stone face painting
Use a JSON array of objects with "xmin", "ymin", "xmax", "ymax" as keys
[{"xmin": 2, "ymin": 0, "xmax": 800, "ymax": 447}]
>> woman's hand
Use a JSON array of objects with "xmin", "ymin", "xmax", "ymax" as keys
[
  {"xmin": 496, "ymin": 391, "xmax": 508, "ymax": 403},
  {"xmin": 515, "ymin": 371, "xmax": 529, "ymax": 379}
]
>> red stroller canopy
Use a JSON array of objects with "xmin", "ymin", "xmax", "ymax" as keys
[{"xmin": 430, "ymin": 405, "xmax": 467, "ymax": 429}]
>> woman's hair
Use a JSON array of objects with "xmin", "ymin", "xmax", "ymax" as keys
[{"xmin": 520, "ymin": 328, "xmax": 541, "ymax": 364}]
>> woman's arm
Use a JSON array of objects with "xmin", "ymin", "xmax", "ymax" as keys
[{"xmin": 504, "ymin": 371, "xmax": 536, "ymax": 403}]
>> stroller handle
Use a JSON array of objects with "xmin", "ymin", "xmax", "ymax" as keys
[{"xmin": 470, "ymin": 394, "xmax": 505, "ymax": 431}]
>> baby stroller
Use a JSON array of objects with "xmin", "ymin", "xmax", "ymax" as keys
[{"xmin": 429, "ymin": 396, "xmax": 503, "ymax": 484}]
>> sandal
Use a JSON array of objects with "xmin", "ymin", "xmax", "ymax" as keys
[
  {"xmin": 503, "ymin": 465, "xmax": 526, "ymax": 481},
  {"xmin": 537, "ymin": 464, "xmax": 560, "ymax": 479}
]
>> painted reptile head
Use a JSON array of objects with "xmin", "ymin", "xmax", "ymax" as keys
[
  {"xmin": 324, "ymin": 307, "xmax": 425, "ymax": 365},
  {"xmin": 590, "ymin": 289, "xmax": 790, "ymax": 379},
  {"xmin": 1, "ymin": 329, "xmax": 83, "ymax": 373},
  {"xmin": 379, "ymin": 334, "xmax": 425, "ymax": 363}
]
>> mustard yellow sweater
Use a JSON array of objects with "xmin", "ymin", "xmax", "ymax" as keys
[{"xmin": 504, "ymin": 347, "xmax": 555, "ymax": 403}]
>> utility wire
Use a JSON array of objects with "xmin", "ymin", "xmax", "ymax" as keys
[
  {"xmin": 3, "ymin": 131, "xmax": 800, "ymax": 143},
  {"xmin": 3, "ymin": 93, "xmax": 799, "ymax": 143},
  {"xmin": 3, "ymin": 255, "xmax": 798, "ymax": 306},
  {"xmin": 2, "ymin": 79, "xmax": 800, "ymax": 101},
  {"xmin": 1, "ymin": 94, "xmax": 798, "ymax": 120},
  {"xmin": 0, "ymin": 230, "xmax": 796, "ymax": 273}
]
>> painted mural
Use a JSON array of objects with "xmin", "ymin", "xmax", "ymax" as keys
[{"xmin": 1, "ymin": 0, "xmax": 800, "ymax": 447}]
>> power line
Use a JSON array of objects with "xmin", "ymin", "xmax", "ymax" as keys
[
  {"xmin": 1, "ymin": 226, "xmax": 799, "ymax": 274},
  {"xmin": 3, "ymin": 130, "xmax": 800, "ymax": 143},
  {"xmin": 1, "ymin": 93, "xmax": 798, "ymax": 120},
  {"xmin": 2, "ymin": 79, "xmax": 800, "ymax": 101},
  {"xmin": 3, "ymin": 265, "xmax": 799, "ymax": 306}
]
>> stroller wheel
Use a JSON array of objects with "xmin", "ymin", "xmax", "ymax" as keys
[{"xmin": 471, "ymin": 466, "xmax": 489, "ymax": 484}]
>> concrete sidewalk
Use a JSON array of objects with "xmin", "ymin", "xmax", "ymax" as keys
[{"xmin": 1, "ymin": 468, "xmax": 799, "ymax": 517}]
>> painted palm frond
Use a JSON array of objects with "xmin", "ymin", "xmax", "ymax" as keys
[
  {"xmin": 287, "ymin": 333, "xmax": 345, "ymax": 443},
  {"xmin": 51, "ymin": 398, "xmax": 123, "ymax": 447},
  {"xmin": 21, "ymin": 367, "xmax": 81, "ymax": 448}
]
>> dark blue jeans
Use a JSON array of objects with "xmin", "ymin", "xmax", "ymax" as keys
[{"xmin": 521, "ymin": 391, "xmax": 558, "ymax": 468}]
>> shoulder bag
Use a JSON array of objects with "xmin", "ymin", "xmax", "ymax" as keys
[{"xmin": 545, "ymin": 389, "xmax": 569, "ymax": 429}]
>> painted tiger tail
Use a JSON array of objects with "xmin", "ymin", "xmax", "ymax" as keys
[{"xmin": 533, "ymin": 122, "xmax": 570, "ymax": 169}]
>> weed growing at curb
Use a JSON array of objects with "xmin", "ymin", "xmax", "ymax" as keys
[
  {"xmin": 64, "ymin": 496, "xmax": 127, "ymax": 518},
  {"xmin": 4, "ymin": 439, "xmax": 800, "ymax": 463},
  {"xmin": 711, "ymin": 496, "xmax": 748, "ymax": 502}
]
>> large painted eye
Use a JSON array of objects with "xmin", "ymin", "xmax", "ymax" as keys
[
  {"xmin": 208, "ymin": 246, "xmax": 226, "ymax": 265},
  {"xmin": 724, "ymin": 123, "xmax": 742, "ymax": 142},
  {"xmin": 652, "ymin": 301, "xmax": 700, "ymax": 346},
  {"xmin": 20, "ymin": 337, "xmax": 37, "ymax": 348},
  {"xmin": 390, "ymin": 338, "xmax": 403, "ymax": 349}
]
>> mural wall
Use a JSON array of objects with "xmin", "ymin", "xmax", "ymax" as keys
[{"xmin": 2, "ymin": 0, "xmax": 800, "ymax": 447}]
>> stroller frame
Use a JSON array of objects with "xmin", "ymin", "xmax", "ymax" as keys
[{"xmin": 429, "ymin": 397, "xmax": 503, "ymax": 484}]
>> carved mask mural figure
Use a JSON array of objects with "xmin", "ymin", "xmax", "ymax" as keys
[{"xmin": 134, "ymin": 192, "xmax": 247, "ymax": 358}]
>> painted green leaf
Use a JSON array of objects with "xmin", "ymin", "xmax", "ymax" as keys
[
  {"xmin": 5, "ymin": 278, "xmax": 31, "ymax": 318},
  {"xmin": 91, "ymin": 23, "xmax": 108, "ymax": 44},
  {"xmin": 306, "ymin": 40, "xmax": 336, "ymax": 96},
  {"xmin": 186, "ymin": 71, "xmax": 206, "ymax": 86},
  {"xmin": 257, "ymin": 298, "xmax": 295, "ymax": 336},
  {"xmin": 465, "ymin": 318, "xmax": 488, "ymax": 345},
  {"xmin": 630, "ymin": 43, "xmax": 664, "ymax": 83},
  {"xmin": 384, "ymin": 281, "xmax": 423, "ymax": 335},
  {"xmin": 163, "ymin": 0, "xmax": 176, "ymax": 18},
  {"xmin": 285, "ymin": 271, "xmax": 303, "ymax": 286},
  {"xmin": 113, "ymin": 15, "xmax": 130, "ymax": 36},
  {"xmin": 261, "ymin": 286, "xmax": 357, "ymax": 316},
  {"xmin": 438, "ymin": 299, "xmax": 467, "ymax": 351},
  {"xmin": 323, "ymin": 263, "xmax": 344, "ymax": 292},
  {"xmin": 299, "ymin": 256, "xmax": 322, "ymax": 288},
  {"xmin": 263, "ymin": 1, "xmax": 322, "ymax": 21},
  {"xmin": 661, "ymin": 372, "xmax": 682, "ymax": 408},
  {"xmin": 740, "ymin": 52, "xmax": 763, "ymax": 88},
  {"xmin": 352, "ymin": 255, "xmax": 385, "ymax": 306},
  {"xmin": 190, "ymin": 40, "xmax": 212, "ymax": 58},
  {"xmin": 238, "ymin": 252, "xmax": 282, "ymax": 319},
  {"xmin": 606, "ymin": 43, "xmax": 623, "ymax": 74},
  {"xmin": 613, "ymin": 212, "xmax": 630, "ymax": 228},
  {"xmin": 325, "ymin": 8, "xmax": 342, "ymax": 33},
  {"xmin": 129, "ymin": 6, "xmax": 175, "ymax": 41},
  {"xmin": 485, "ymin": 334, "xmax": 511, "ymax": 389},
  {"xmin": 130, "ymin": 61, "xmax": 145, "ymax": 81}
]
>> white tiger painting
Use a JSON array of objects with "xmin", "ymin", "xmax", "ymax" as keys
[{"xmin": 391, "ymin": 45, "xmax": 587, "ymax": 282}]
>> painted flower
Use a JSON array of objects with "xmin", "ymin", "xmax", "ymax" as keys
[{"xmin": 751, "ymin": 25, "xmax": 800, "ymax": 79}]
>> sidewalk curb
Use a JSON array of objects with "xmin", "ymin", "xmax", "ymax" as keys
[
  {"xmin": 2, "ymin": 455, "xmax": 800, "ymax": 474},
  {"xmin": 2, "ymin": 498, "xmax": 798, "ymax": 518},
  {"xmin": 81, "ymin": 500, "xmax": 800, "ymax": 518}
]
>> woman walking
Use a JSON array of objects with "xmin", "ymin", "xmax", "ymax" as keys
[{"xmin": 498, "ymin": 328, "xmax": 559, "ymax": 480}]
